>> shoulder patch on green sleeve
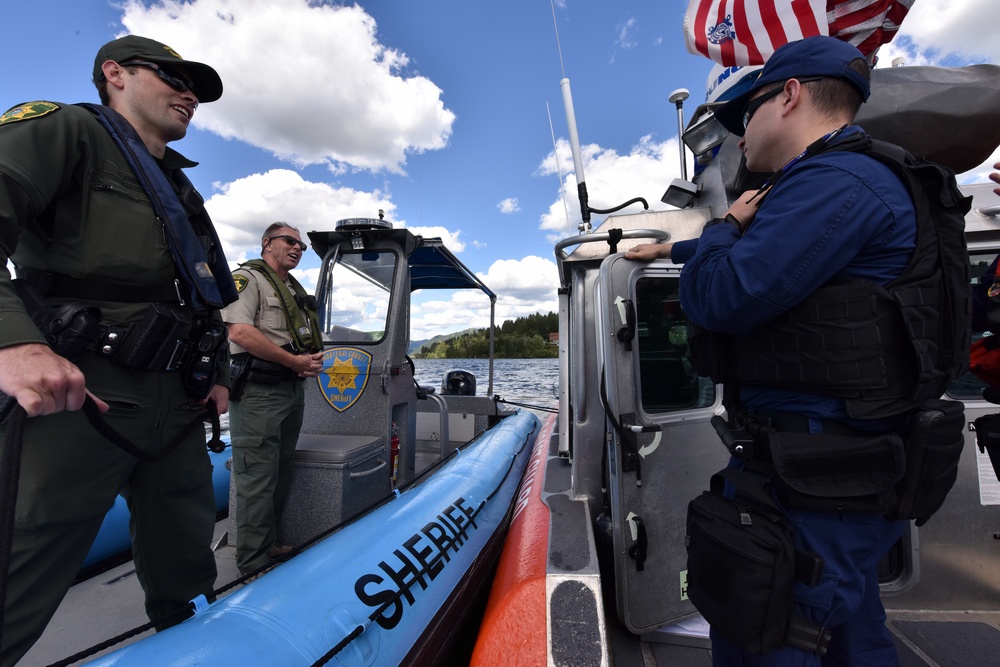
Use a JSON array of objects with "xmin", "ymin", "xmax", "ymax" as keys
[
  {"xmin": 233, "ymin": 274, "xmax": 249, "ymax": 292},
  {"xmin": 0, "ymin": 102, "xmax": 61, "ymax": 125}
]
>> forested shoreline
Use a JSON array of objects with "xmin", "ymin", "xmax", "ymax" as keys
[{"xmin": 412, "ymin": 312, "xmax": 558, "ymax": 359}]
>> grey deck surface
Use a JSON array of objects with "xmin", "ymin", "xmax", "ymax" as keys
[
  {"xmin": 610, "ymin": 611, "xmax": 1000, "ymax": 667},
  {"xmin": 19, "ymin": 520, "xmax": 243, "ymax": 667},
  {"xmin": 19, "ymin": 542, "xmax": 1000, "ymax": 667}
]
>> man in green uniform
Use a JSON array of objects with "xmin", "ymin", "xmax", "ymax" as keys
[
  {"xmin": 222, "ymin": 223, "xmax": 323, "ymax": 576},
  {"xmin": 0, "ymin": 36, "xmax": 235, "ymax": 665}
]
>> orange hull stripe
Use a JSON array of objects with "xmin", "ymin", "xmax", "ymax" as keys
[{"xmin": 471, "ymin": 413, "xmax": 556, "ymax": 665}]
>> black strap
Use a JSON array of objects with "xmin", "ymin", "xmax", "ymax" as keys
[
  {"xmin": 748, "ymin": 410, "xmax": 868, "ymax": 437},
  {"xmin": 607, "ymin": 228, "xmax": 623, "ymax": 254},
  {"xmin": 20, "ymin": 269, "xmax": 179, "ymax": 303},
  {"xmin": 710, "ymin": 466, "xmax": 781, "ymax": 512},
  {"xmin": 77, "ymin": 104, "xmax": 237, "ymax": 311},
  {"xmin": 80, "ymin": 396, "xmax": 213, "ymax": 462},
  {"xmin": 0, "ymin": 405, "xmax": 26, "ymax": 656},
  {"xmin": 787, "ymin": 615, "xmax": 832, "ymax": 655}
]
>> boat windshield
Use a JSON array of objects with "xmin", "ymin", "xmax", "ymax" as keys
[{"xmin": 317, "ymin": 249, "xmax": 396, "ymax": 344}]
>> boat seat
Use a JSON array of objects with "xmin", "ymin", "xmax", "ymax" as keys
[
  {"xmin": 276, "ymin": 432, "xmax": 390, "ymax": 546},
  {"xmin": 294, "ymin": 433, "xmax": 383, "ymax": 463}
]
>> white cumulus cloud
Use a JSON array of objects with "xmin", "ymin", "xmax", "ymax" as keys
[
  {"xmin": 538, "ymin": 135, "xmax": 690, "ymax": 240},
  {"xmin": 206, "ymin": 169, "xmax": 394, "ymax": 272},
  {"xmin": 121, "ymin": 0, "xmax": 454, "ymax": 174},
  {"xmin": 497, "ymin": 198, "xmax": 521, "ymax": 214}
]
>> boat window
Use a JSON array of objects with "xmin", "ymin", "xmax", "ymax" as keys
[
  {"xmin": 634, "ymin": 277, "xmax": 715, "ymax": 413},
  {"xmin": 947, "ymin": 249, "xmax": 996, "ymax": 401},
  {"xmin": 317, "ymin": 250, "xmax": 395, "ymax": 344}
]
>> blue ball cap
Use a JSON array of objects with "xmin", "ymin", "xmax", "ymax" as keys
[{"xmin": 714, "ymin": 36, "xmax": 871, "ymax": 137}]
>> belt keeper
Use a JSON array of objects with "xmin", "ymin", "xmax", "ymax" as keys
[
  {"xmin": 95, "ymin": 324, "xmax": 129, "ymax": 357},
  {"xmin": 165, "ymin": 340, "xmax": 193, "ymax": 371}
]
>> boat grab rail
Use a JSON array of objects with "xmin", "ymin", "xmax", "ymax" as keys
[
  {"xmin": 555, "ymin": 228, "xmax": 670, "ymax": 284},
  {"xmin": 419, "ymin": 391, "xmax": 452, "ymax": 457},
  {"xmin": 555, "ymin": 228, "xmax": 670, "ymax": 260}
]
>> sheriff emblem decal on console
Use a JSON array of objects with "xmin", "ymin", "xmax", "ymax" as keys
[{"xmin": 319, "ymin": 347, "xmax": 372, "ymax": 412}]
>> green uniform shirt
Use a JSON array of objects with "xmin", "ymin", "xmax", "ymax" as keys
[{"xmin": 0, "ymin": 101, "xmax": 203, "ymax": 347}]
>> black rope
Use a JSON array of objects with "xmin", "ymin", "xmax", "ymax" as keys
[
  {"xmin": 0, "ymin": 405, "xmax": 27, "ymax": 657},
  {"xmin": 80, "ymin": 396, "xmax": 216, "ymax": 462},
  {"xmin": 46, "ymin": 617, "xmax": 161, "ymax": 667}
]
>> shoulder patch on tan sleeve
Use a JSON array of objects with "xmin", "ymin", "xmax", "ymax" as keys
[
  {"xmin": 0, "ymin": 102, "xmax": 60, "ymax": 125},
  {"xmin": 233, "ymin": 274, "xmax": 249, "ymax": 292}
]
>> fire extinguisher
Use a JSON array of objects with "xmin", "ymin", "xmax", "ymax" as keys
[{"xmin": 390, "ymin": 421, "xmax": 399, "ymax": 485}]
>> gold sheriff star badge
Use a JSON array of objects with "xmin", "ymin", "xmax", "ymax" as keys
[{"xmin": 325, "ymin": 356, "xmax": 360, "ymax": 394}]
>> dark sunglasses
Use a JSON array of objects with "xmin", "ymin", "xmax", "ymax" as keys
[
  {"xmin": 267, "ymin": 235, "xmax": 307, "ymax": 251},
  {"xmin": 122, "ymin": 60, "xmax": 197, "ymax": 96},
  {"xmin": 742, "ymin": 77, "xmax": 823, "ymax": 130}
]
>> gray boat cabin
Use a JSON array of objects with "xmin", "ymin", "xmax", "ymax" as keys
[{"xmin": 538, "ymin": 62, "xmax": 1000, "ymax": 665}]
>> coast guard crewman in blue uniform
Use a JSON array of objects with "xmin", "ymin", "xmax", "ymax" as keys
[{"xmin": 628, "ymin": 36, "xmax": 923, "ymax": 665}]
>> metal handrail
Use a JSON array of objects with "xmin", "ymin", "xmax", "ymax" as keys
[{"xmin": 554, "ymin": 228, "xmax": 671, "ymax": 261}]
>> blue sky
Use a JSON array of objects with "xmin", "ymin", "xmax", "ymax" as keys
[{"xmin": 3, "ymin": 0, "xmax": 999, "ymax": 339}]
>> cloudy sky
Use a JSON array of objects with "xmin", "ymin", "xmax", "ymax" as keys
[{"xmin": 3, "ymin": 0, "xmax": 999, "ymax": 339}]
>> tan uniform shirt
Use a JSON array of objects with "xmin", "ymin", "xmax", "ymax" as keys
[{"xmin": 222, "ymin": 267, "xmax": 295, "ymax": 353}]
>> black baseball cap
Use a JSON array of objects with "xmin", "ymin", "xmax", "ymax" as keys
[
  {"xmin": 93, "ymin": 35, "xmax": 223, "ymax": 103},
  {"xmin": 714, "ymin": 36, "xmax": 870, "ymax": 137}
]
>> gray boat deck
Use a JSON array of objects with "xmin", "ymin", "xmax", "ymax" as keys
[
  {"xmin": 19, "ymin": 524, "xmax": 1000, "ymax": 666},
  {"xmin": 607, "ymin": 611, "xmax": 1000, "ymax": 667},
  {"xmin": 19, "ymin": 446, "xmax": 452, "ymax": 666},
  {"xmin": 19, "ymin": 519, "xmax": 242, "ymax": 667}
]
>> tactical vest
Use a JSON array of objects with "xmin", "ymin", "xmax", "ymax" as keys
[
  {"xmin": 695, "ymin": 137, "xmax": 972, "ymax": 419},
  {"xmin": 238, "ymin": 259, "xmax": 323, "ymax": 354}
]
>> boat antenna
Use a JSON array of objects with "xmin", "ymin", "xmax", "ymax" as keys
[
  {"xmin": 550, "ymin": 0, "xmax": 648, "ymax": 234},
  {"xmin": 546, "ymin": 102, "xmax": 572, "ymax": 233},
  {"xmin": 668, "ymin": 89, "xmax": 690, "ymax": 181}
]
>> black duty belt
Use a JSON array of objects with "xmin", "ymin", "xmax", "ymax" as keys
[
  {"xmin": 748, "ymin": 410, "xmax": 869, "ymax": 437},
  {"xmin": 22, "ymin": 269, "xmax": 181, "ymax": 303},
  {"xmin": 233, "ymin": 352, "xmax": 301, "ymax": 382},
  {"xmin": 91, "ymin": 322, "xmax": 193, "ymax": 372}
]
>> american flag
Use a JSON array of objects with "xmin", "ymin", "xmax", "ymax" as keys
[{"xmin": 684, "ymin": 0, "xmax": 915, "ymax": 67}]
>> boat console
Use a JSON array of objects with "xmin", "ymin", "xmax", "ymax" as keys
[{"xmin": 225, "ymin": 219, "xmax": 518, "ymax": 548}]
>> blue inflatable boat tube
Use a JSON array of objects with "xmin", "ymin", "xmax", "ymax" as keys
[{"xmin": 86, "ymin": 410, "xmax": 541, "ymax": 666}]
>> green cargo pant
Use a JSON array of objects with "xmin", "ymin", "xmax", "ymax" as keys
[
  {"xmin": 0, "ymin": 362, "xmax": 217, "ymax": 667},
  {"xmin": 229, "ymin": 378, "xmax": 304, "ymax": 574}
]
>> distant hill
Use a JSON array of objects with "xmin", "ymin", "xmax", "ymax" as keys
[{"xmin": 409, "ymin": 328, "xmax": 477, "ymax": 355}]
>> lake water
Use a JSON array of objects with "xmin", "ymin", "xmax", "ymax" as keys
[
  {"xmin": 412, "ymin": 357, "xmax": 559, "ymax": 410},
  {"xmin": 216, "ymin": 357, "xmax": 559, "ymax": 436}
]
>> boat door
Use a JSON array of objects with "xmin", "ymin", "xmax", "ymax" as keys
[{"xmin": 597, "ymin": 254, "xmax": 731, "ymax": 634}]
